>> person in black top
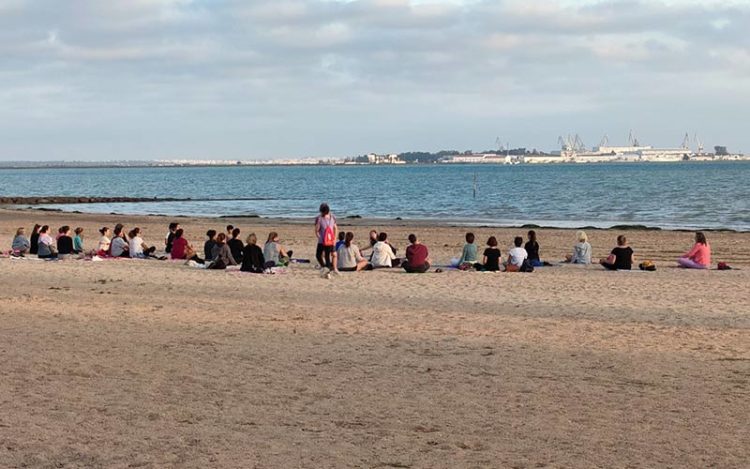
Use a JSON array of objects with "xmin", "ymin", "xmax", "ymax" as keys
[
  {"xmin": 165, "ymin": 222, "xmax": 179, "ymax": 254},
  {"xmin": 240, "ymin": 233, "xmax": 265, "ymax": 273},
  {"xmin": 600, "ymin": 235, "xmax": 634, "ymax": 270},
  {"xmin": 204, "ymin": 229, "xmax": 217, "ymax": 261},
  {"xmin": 525, "ymin": 230, "xmax": 541, "ymax": 266},
  {"xmin": 228, "ymin": 227, "xmax": 244, "ymax": 263},
  {"xmin": 30, "ymin": 224, "xmax": 41, "ymax": 255},
  {"xmin": 57, "ymin": 226, "xmax": 75, "ymax": 256},
  {"xmin": 475, "ymin": 236, "xmax": 502, "ymax": 271}
]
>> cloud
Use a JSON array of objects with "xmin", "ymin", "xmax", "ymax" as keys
[{"xmin": 0, "ymin": 0, "xmax": 748, "ymax": 159}]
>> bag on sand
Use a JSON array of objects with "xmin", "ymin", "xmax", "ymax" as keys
[
  {"xmin": 639, "ymin": 260, "xmax": 656, "ymax": 271},
  {"xmin": 717, "ymin": 262, "xmax": 732, "ymax": 271}
]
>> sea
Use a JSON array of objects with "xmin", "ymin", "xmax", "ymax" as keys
[{"xmin": 1, "ymin": 162, "xmax": 748, "ymax": 231}]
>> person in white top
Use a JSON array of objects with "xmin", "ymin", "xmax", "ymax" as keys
[
  {"xmin": 371, "ymin": 232, "xmax": 398, "ymax": 268},
  {"xmin": 97, "ymin": 227, "xmax": 111, "ymax": 256},
  {"xmin": 336, "ymin": 232, "xmax": 371, "ymax": 272},
  {"xmin": 505, "ymin": 236, "xmax": 528, "ymax": 272},
  {"xmin": 128, "ymin": 227, "xmax": 156, "ymax": 259}
]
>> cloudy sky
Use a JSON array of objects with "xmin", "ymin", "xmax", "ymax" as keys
[{"xmin": 0, "ymin": 0, "xmax": 747, "ymax": 160}]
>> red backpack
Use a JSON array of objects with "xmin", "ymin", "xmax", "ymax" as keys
[
  {"xmin": 323, "ymin": 220, "xmax": 336, "ymax": 246},
  {"xmin": 321, "ymin": 217, "xmax": 335, "ymax": 247}
]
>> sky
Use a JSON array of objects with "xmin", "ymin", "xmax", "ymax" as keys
[{"xmin": 0, "ymin": 0, "xmax": 748, "ymax": 160}]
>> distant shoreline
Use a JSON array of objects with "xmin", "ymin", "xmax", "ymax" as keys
[{"xmin": 0, "ymin": 159, "xmax": 748, "ymax": 170}]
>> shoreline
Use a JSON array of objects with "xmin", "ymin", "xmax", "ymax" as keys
[
  {"xmin": 7, "ymin": 205, "xmax": 748, "ymax": 234},
  {"xmin": 0, "ymin": 159, "xmax": 748, "ymax": 170},
  {"xmin": 2, "ymin": 207, "xmax": 749, "ymax": 266}
]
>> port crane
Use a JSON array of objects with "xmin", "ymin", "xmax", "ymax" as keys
[{"xmin": 627, "ymin": 130, "xmax": 641, "ymax": 147}]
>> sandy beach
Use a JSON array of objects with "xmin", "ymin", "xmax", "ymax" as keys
[{"xmin": 0, "ymin": 208, "xmax": 748, "ymax": 468}]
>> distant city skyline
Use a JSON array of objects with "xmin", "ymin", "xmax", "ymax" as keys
[{"xmin": 0, "ymin": 0, "xmax": 748, "ymax": 160}]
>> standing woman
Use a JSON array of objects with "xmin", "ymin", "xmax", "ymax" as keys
[
  {"xmin": 30, "ymin": 224, "xmax": 41, "ymax": 255},
  {"xmin": 678, "ymin": 232, "xmax": 711, "ymax": 269},
  {"xmin": 314, "ymin": 203, "xmax": 338, "ymax": 272}
]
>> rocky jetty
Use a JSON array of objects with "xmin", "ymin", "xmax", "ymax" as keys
[{"xmin": 0, "ymin": 196, "xmax": 188, "ymax": 205}]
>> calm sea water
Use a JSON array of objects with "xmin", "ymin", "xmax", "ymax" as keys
[{"xmin": 1, "ymin": 162, "xmax": 748, "ymax": 231}]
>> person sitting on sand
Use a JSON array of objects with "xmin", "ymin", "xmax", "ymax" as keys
[
  {"xmin": 204, "ymin": 230, "xmax": 217, "ymax": 261},
  {"xmin": 128, "ymin": 228, "xmax": 157, "ymax": 259},
  {"xmin": 171, "ymin": 229, "xmax": 203, "ymax": 263},
  {"xmin": 226, "ymin": 225, "xmax": 234, "ymax": 238},
  {"xmin": 241, "ymin": 233, "xmax": 265, "ymax": 273},
  {"xmin": 677, "ymin": 232, "xmax": 711, "ymax": 269},
  {"xmin": 475, "ymin": 236, "xmax": 501, "ymax": 271},
  {"xmin": 11, "ymin": 227, "xmax": 30, "ymax": 256},
  {"xmin": 97, "ymin": 227, "xmax": 111, "ymax": 257},
  {"xmin": 565, "ymin": 231, "xmax": 592, "ymax": 264},
  {"xmin": 29, "ymin": 224, "xmax": 41, "ymax": 255},
  {"xmin": 209, "ymin": 233, "xmax": 237, "ymax": 269},
  {"xmin": 110, "ymin": 224, "xmax": 130, "ymax": 258},
  {"xmin": 600, "ymin": 235, "xmax": 634, "ymax": 271},
  {"xmin": 263, "ymin": 232, "xmax": 292, "ymax": 268},
  {"xmin": 228, "ymin": 228, "xmax": 244, "ymax": 263},
  {"xmin": 335, "ymin": 231, "xmax": 346, "ymax": 252},
  {"xmin": 365, "ymin": 230, "xmax": 378, "ymax": 251},
  {"xmin": 452, "ymin": 232, "xmax": 478, "ymax": 269},
  {"xmin": 165, "ymin": 222, "xmax": 179, "ymax": 255},
  {"xmin": 37, "ymin": 225, "xmax": 57, "ymax": 259},
  {"xmin": 337, "ymin": 232, "xmax": 371, "ymax": 272},
  {"xmin": 525, "ymin": 230, "xmax": 546, "ymax": 268},
  {"xmin": 371, "ymin": 232, "xmax": 399, "ymax": 268},
  {"xmin": 402, "ymin": 234, "xmax": 431, "ymax": 273},
  {"xmin": 73, "ymin": 227, "xmax": 84, "ymax": 254},
  {"xmin": 505, "ymin": 236, "xmax": 528, "ymax": 272},
  {"xmin": 57, "ymin": 226, "xmax": 75, "ymax": 259}
]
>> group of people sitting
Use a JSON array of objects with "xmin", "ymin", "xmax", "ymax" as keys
[
  {"xmin": 555, "ymin": 229, "xmax": 712, "ymax": 270},
  {"xmin": 7, "ymin": 204, "xmax": 716, "ymax": 274},
  {"xmin": 11, "ymin": 224, "xmax": 87, "ymax": 260},
  {"xmin": 313, "ymin": 203, "xmax": 432, "ymax": 275},
  {"xmin": 452, "ymin": 231, "xmax": 540, "ymax": 272},
  {"xmin": 165, "ymin": 223, "xmax": 293, "ymax": 273}
]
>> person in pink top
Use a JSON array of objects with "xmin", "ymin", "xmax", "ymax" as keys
[{"xmin": 677, "ymin": 232, "xmax": 711, "ymax": 269}]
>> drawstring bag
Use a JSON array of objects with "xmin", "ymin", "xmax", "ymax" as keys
[{"xmin": 717, "ymin": 262, "xmax": 732, "ymax": 270}]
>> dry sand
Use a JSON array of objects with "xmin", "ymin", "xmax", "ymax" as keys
[{"xmin": 0, "ymin": 208, "xmax": 748, "ymax": 468}]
